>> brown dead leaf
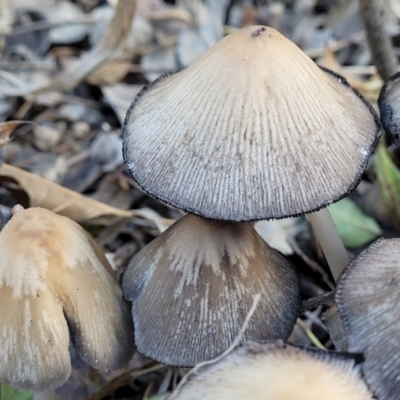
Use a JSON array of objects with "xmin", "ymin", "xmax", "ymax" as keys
[
  {"xmin": 87, "ymin": 58, "xmax": 132, "ymax": 86},
  {"xmin": 0, "ymin": 164, "xmax": 132, "ymax": 221},
  {"xmin": 0, "ymin": 121, "xmax": 22, "ymax": 148}
]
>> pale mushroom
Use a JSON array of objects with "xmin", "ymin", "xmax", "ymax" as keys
[
  {"xmin": 123, "ymin": 25, "xmax": 380, "ymax": 222},
  {"xmin": 123, "ymin": 214, "xmax": 299, "ymax": 366},
  {"xmin": 336, "ymin": 238, "xmax": 400, "ymax": 400},
  {"xmin": 0, "ymin": 206, "xmax": 134, "ymax": 391},
  {"xmin": 170, "ymin": 341, "xmax": 373, "ymax": 400}
]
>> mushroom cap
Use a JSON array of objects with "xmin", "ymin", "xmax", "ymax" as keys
[
  {"xmin": 170, "ymin": 341, "xmax": 373, "ymax": 400},
  {"xmin": 0, "ymin": 207, "xmax": 134, "ymax": 391},
  {"xmin": 336, "ymin": 238, "xmax": 400, "ymax": 400},
  {"xmin": 123, "ymin": 25, "xmax": 381, "ymax": 221},
  {"xmin": 122, "ymin": 214, "xmax": 299, "ymax": 367},
  {"xmin": 378, "ymin": 71, "xmax": 400, "ymax": 144}
]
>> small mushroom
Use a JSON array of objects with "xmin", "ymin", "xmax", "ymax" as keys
[
  {"xmin": 336, "ymin": 238, "xmax": 400, "ymax": 400},
  {"xmin": 0, "ymin": 206, "xmax": 134, "ymax": 391},
  {"xmin": 170, "ymin": 341, "xmax": 373, "ymax": 399},
  {"xmin": 378, "ymin": 71, "xmax": 400, "ymax": 144},
  {"xmin": 122, "ymin": 214, "xmax": 299, "ymax": 367}
]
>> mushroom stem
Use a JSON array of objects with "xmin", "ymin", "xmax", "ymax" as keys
[
  {"xmin": 307, "ymin": 208, "xmax": 349, "ymax": 283},
  {"xmin": 33, "ymin": 390, "xmax": 56, "ymax": 400}
]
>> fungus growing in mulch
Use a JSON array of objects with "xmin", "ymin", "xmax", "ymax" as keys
[
  {"xmin": 169, "ymin": 341, "xmax": 373, "ymax": 400},
  {"xmin": 122, "ymin": 25, "xmax": 381, "ymax": 366},
  {"xmin": 0, "ymin": 206, "xmax": 134, "ymax": 391},
  {"xmin": 123, "ymin": 214, "xmax": 299, "ymax": 366},
  {"xmin": 378, "ymin": 71, "xmax": 400, "ymax": 144},
  {"xmin": 336, "ymin": 238, "xmax": 400, "ymax": 400}
]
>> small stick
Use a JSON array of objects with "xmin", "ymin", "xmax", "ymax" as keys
[{"xmin": 358, "ymin": 0, "xmax": 398, "ymax": 81}]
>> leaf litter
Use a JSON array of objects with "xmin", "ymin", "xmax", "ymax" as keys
[{"xmin": 0, "ymin": 0, "xmax": 399, "ymax": 399}]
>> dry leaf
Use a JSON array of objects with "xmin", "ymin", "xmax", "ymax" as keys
[
  {"xmin": 41, "ymin": 0, "xmax": 138, "ymax": 92},
  {"xmin": 0, "ymin": 121, "xmax": 23, "ymax": 148},
  {"xmin": 0, "ymin": 164, "xmax": 132, "ymax": 221}
]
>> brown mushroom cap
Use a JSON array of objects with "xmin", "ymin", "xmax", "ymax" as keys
[
  {"xmin": 336, "ymin": 238, "xmax": 400, "ymax": 400},
  {"xmin": 0, "ymin": 207, "xmax": 134, "ymax": 391},
  {"xmin": 123, "ymin": 25, "xmax": 381, "ymax": 221},
  {"xmin": 378, "ymin": 71, "xmax": 400, "ymax": 144},
  {"xmin": 170, "ymin": 341, "xmax": 373, "ymax": 400},
  {"xmin": 122, "ymin": 214, "xmax": 299, "ymax": 367}
]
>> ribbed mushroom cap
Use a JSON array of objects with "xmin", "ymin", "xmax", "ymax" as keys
[
  {"xmin": 379, "ymin": 71, "xmax": 400, "ymax": 144},
  {"xmin": 123, "ymin": 25, "xmax": 381, "ymax": 221},
  {"xmin": 122, "ymin": 214, "xmax": 299, "ymax": 367},
  {"xmin": 170, "ymin": 341, "xmax": 373, "ymax": 400},
  {"xmin": 336, "ymin": 238, "xmax": 400, "ymax": 400},
  {"xmin": 0, "ymin": 207, "xmax": 134, "ymax": 391}
]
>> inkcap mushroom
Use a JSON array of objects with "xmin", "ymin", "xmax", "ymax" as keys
[
  {"xmin": 336, "ymin": 238, "xmax": 400, "ymax": 400},
  {"xmin": 170, "ymin": 340, "xmax": 373, "ymax": 400},
  {"xmin": 122, "ymin": 214, "xmax": 299, "ymax": 367},
  {"xmin": 0, "ymin": 206, "xmax": 135, "ymax": 391},
  {"xmin": 378, "ymin": 71, "xmax": 400, "ymax": 145}
]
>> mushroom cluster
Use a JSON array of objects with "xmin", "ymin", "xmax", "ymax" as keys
[
  {"xmin": 0, "ymin": 206, "xmax": 134, "ymax": 391},
  {"xmin": 122, "ymin": 26, "xmax": 381, "ymax": 366}
]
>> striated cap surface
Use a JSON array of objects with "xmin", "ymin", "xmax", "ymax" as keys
[
  {"xmin": 336, "ymin": 238, "xmax": 400, "ymax": 400},
  {"xmin": 123, "ymin": 25, "xmax": 381, "ymax": 221},
  {"xmin": 123, "ymin": 214, "xmax": 299, "ymax": 367}
]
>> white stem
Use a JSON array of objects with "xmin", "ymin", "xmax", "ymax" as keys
[
  {"xmin": 33, "ymin": 390, "xmax": 56, "ymax": 400},
  {"xmin": 307, "ymin": 208, "xmax": 349, "ymax": 283}
]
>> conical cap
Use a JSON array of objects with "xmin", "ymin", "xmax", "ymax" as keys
[
  {"xmin": 122, "ymin": 214, "xmax": 299, "ymax": 367},
  {"xmin": 336, "ymin": 238, "xmax": 400, "ymax": 400},
  {"xmin": 170, "ymin": 341, "xmax": 373, "ymax": 400},
  {"xmin": 0, "ymin": 207, "xmax": 134, "ymax": 391},
  {"xmin": 123, "ymin": 25, "xmax": 381, "ymax": 221}
]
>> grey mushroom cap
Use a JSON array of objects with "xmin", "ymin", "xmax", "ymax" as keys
[
  {"xmin": 170, "ymin": 341, "xmax": 373, "ymax": 400},
  {"xmin": 123, "ymin": 25, "xmax": 381, "ymax": 222},
  {"xmin": 0, "ymin": 207, "xmax": 135, "ymax": 391},
  {"xmin": 379, "ymin": 71, "xmax": 400, "ymax": 145},
  {"xmin": 336, "ymin": 238, "xmax": 400, "ymax": 400},
  {"xmin": 122, "ymin": 214, "xmax": 299, "ymax": 367}
]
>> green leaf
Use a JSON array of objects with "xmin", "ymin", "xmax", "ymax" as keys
[
  {"xmin": 0, "ymin": 384, "xmax": 33, "ymax": 400},
  {"xmin": 375, "ymin": 141, "xmax": 400, "ymax": 221},
  {"xmin": 329, "ymin": 198, "xmax": 382, "ymax": 248}
]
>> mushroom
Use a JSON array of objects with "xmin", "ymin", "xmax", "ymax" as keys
[
  {"xmin": 0, "ymin": 206, "xmax": 134, "ymax": 391},
  {"xmin": 170, "ymin": 340, "xmax": 373, "ymax": 400},
  {"xmin": 336, "ymin": 238, "xmax": 400, "ymax": 400},
  {"xmin": 122, "ymin": 214, "xmax": 299, "ymax": 366},
  {"xmin": 378, "ymin": 71, "xmax": 400, "ymax": 145},
  {"xmin": 123, "ymin": 25, "xmax": 381, "ymax": 280}
]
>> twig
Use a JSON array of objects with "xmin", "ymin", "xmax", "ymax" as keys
[
  {"xmin": 297, "ymin": 318, "xmax": 326, "ymax": 350},
  {"xmin": 171, "ymin": 294, "xmax": 261, "ymax": 395},
  {"xmin": 358, "ymin": 0, "xmax": 399, "ymax": 81}
]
